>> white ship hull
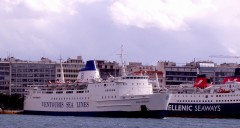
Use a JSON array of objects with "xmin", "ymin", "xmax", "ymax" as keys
[{"xmin": 24, "ymin": 91, "xmax": 169, "ymax": 118}]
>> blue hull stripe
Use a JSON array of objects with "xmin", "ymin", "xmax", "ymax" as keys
[
  {"xmin": 167, "ymin": 103, "xmax": 240, "ymax": 118},
  {"xmin": 23, "ymin": 110, "xmax": 167, "ymax": 118}
]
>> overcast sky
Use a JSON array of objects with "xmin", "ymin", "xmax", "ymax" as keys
[{"xmin": 1, "ymin": 0, "xmax": 240, "ymax": 65}]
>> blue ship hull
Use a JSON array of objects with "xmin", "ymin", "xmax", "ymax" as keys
[
  {"xmin": 167, "ymin": 103, "xmax": 240, "ymax": 118},
  {"xmin": 23, "ymin": 110, "xmax": 167, "ymax": 118}
]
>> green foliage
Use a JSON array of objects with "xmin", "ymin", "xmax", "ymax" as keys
[{"xmin": 0, "ymin": 94, "xmax": 24, "ymax": 110}]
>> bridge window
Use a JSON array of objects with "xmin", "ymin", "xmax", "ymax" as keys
[
  {"xmin": 77, "ymin": 91, "xmax": 84, "ymax": 93},
  {"xmin": 56, "ymin": 91, "xmax": 63, "ymax": 94},
  {"xmin": 66, "ymin": 91, "xmax": 73, "ymax": 93}
]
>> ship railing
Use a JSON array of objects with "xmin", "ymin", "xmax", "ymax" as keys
[
  {"xmin": 32, "ymin": 83, "xmax": 88, "ymax": 91},
  {"xmin": 31, "ymin": 89, "xmax": 90, "ymax": 94}
]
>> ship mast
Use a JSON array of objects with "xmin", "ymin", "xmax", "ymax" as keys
[
  {"xmin": 59, "ymin": 56, "xmax": 65, "ymax": 83},
  {"xmin": 155, "ymin": 72, "xmax": 160, "ymax": 89},
  {"xmin": 120, "ymin": 45, "xmax": 126, "ymax": 76}
]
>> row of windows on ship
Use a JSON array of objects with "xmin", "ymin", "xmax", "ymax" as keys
[
  {"xmin": 94, "ymin": 83, "xmax": 145, "ymax": 87},
  {"xmin": 33, "ymin": 88, "xmax": 116, "ymax": 94},
  {"xmin": 176, "ymin": 99, "xmax": 240, "ymax": 103},
  {"xmin": 33, "ymin": 90, "xmax": 90, "ymax": 94},
  {"xmin": 174, "ymin": 94, "xmax": 240, "ymax": 98},
  {"xmin": 51, "ymin": 97, "xmax": 90, "ymax": 100},
  {"xmin": 122, "ymin": 77, "xmax": 148, "ymax": 79},
  {"xmin": 49, "ymin": 95, "xmax": 117, "ymax": 100}
]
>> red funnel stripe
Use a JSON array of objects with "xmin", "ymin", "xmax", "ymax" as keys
[
  {"xmin": 193, "ymin": 75, "xmax": 211, "ymax": 89},
  {"xmin": 222, "ymin": 77, "xmax": 240, "ymax": 84}
]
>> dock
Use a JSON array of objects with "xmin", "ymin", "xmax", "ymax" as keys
[{"xmin": 0, "ymin": 109, "xmax": 23, "ymax": 114}]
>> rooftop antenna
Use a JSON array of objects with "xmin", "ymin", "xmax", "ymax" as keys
[
  {"xmin": 59, "ymin": 56, "xmax": 65, "ymax": 83},
  {"xmin": 194, "ymin": 58, "xmax": 200, "ymax": 75}
]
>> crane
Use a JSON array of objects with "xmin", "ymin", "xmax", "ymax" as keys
[{"xmin": 209, "ymin": 55, "xmax": 240, "ymax": 58}]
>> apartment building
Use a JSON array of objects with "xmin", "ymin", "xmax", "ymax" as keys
[
  {"xmin": 157, "ymin": 60, "xmax": 238, "ymax": 86},
  {"xmin": 157, "ymin": 61, "xmax": 197, "ymax": 85},
  {"xmin": 0, "ymin": 62, "xmax": 10, "ymax": 94},
  {"xmin": 0, "ymin": 57, "xmax": 56, "ymax": 95}
]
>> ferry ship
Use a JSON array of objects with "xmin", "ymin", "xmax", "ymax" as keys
[
  {"xmin": 167, "ymin": 69, "xmax": 240, "ymax": 118},
  {"xmin": 24, "ymin": 55, "xmax": 171, "ymax": 118}
]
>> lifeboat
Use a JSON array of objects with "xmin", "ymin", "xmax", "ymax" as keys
[{"xmin": 218, "ymin": 88, "xmax": 230, "ymax": 93}]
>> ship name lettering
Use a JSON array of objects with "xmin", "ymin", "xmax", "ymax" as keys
[
  {"xmin": 77, "ymin": 102, "xmax": 89, "ymax": 108},
  {"xmin": 168, "ymin": 104, "xmax": 221, "ymax": 112},
  {"xmin": 168, "ymin": 105, "xmax": 193, "ymax": 111},
  {"xmin": 194, "ymin": 105, "xmax": 221, "ymax": 112},
  {"xmin": 66, "ymin": 102, "xmax": 74, "ymax": 108},
  {"xmin": 42, "ymin": 102, "xmax": 64, "ymax": 108}
]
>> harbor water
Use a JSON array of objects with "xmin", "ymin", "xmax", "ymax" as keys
[{"xmin": 1, "ymin": 114, "xmax": 240, "ymax": 128}]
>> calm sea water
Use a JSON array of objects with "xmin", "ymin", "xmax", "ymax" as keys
[{"xmin": 0, "ymin": 114, "xmax": 240, "ymax": 128}]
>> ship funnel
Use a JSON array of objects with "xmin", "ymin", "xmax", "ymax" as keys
[
  {"xmin": 193, "ymin": 74, "xmax": 212, "ymax": 89},
  {"xmin": 222, "ymin": 68, "xmax": 240, "ymax": 84},
  {"xmin": 77, "ymin": 60, "xmax": 101, "ymax": 83},
  {"xmin": 234, "ymin": 68, "xmax": 240, "ymax": 76}
]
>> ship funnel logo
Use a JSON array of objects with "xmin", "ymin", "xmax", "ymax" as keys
[
  {"xmin": 196, "ymin": 80, "xmax": 203, "ymax": 85},
  {"xmin": 81, "ymin": 72, "xmax": 84, "ymax": 80}
]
